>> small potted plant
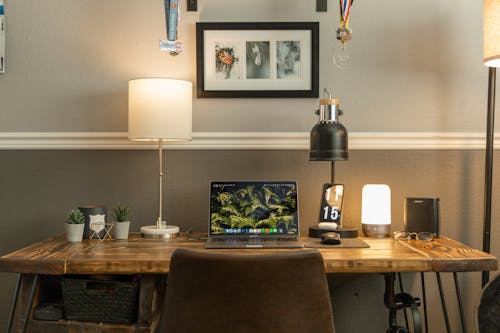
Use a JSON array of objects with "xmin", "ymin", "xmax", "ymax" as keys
[
  {"xmin": 112, "ymin": 204, "xmax": 130, "ymax": 240},
  {"xmin": 65, "ymin": 209, "xmax": 85, "ymax": 242}
]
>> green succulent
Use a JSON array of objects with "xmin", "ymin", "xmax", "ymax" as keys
[
  {"xmin": 112, "ymin": 204, "xmax": 130, "ymax": 222},
  {"xmin": 66, "ymin": 209, "xmax": 85, "ymax": 224}
]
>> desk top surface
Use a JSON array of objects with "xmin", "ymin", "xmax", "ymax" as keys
[{"xmin": 0, "ymin": 233, "xmax": 496, "ymax": 275}]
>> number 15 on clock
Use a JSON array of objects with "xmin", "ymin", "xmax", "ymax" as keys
[
  {"xmin": 323, "ymin": 206, "xmax": 340, "ymax": 220},
  {"xmin": 319, "ymin": 184, "xmax": 344, "ymax": 223}
]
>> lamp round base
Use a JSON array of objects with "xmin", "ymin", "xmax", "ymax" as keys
[
  {"xmin": 362, "ymin": 224, "xmax": 391, "ymax": 238},
  {"xmin": 141, "ymin": 225, "xmax": 180, "ymax": 238},
  {"xmin": 308, "ymin": 226, "xmax": 358, "ymax": 239}
]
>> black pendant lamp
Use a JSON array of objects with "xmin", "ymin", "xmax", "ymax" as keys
[
  {"xmin": 309, "ymin": 92, "xmax": 357, "ymax": 238},
  {"xmin": 309, "ymin": 97, "xmax": 348, "ymax": 162}
]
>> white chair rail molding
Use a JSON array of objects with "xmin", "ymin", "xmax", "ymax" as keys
[{"xmin": 0, "ymin": 131, "xmax": 497, "ymax": 150}]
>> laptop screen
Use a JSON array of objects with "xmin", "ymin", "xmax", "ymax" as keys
[{"xmin": 209, "ymin": 181, "xmax": 299, "ymax": 236}]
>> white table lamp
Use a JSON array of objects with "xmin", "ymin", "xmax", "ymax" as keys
[
  {"xmin": 362, "ymin": 184, "xmax": 391, "ymax": 237},
  {"xmin": 128, "ymin": 78, "xmax": 192, "ymax": 238}
]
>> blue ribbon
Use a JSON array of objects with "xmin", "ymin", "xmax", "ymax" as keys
[{"xmin": 164, "ymin": 0, "xmax": 178, "ymax": 41}]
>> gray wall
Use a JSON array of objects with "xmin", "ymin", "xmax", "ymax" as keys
[
  {"xmin": 1, "ymin": 149, "xmax": 498, "ymax": 332},
  {"xmin": 0, "ymin": 0, "xmax": 491, "ymax": 133},
  {"xmin": 0, "ymin": 0, "xmax": 499, "ymax": 332}
]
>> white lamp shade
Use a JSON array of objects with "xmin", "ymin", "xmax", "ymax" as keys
[
  {"xmin": 484, "ymin": 0, "xmax": 500, "ymax": 67},
  {"xmin": 361, "ymin": 184, "xmax": 391, "ymax": 226},
  {"xmin": 128, "ymin": 78, "xmax": 192, "ymax": 141}
]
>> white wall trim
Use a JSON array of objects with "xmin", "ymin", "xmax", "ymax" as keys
[{"xmin": 0, "ymin": 131, "xmax": 493, "ymax": 150}]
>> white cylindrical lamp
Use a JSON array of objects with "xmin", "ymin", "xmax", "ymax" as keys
[{"xmin": 361, "ymin": 184, "xmax": 391, "ymax": 237}]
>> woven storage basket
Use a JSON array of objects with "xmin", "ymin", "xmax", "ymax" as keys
[{"xmin": 61, "ymin": 277, "xmax": 139, "ymax": 324}]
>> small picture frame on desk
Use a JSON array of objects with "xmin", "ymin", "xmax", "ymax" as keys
[{"xmin": 196, "ymin": 22, "xmax": 319, "ymax": 98}]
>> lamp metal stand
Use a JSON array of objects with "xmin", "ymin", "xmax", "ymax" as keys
[
  {"xmin": 331, "ymin": 161, "xmax": 335, "ymax": 184},
  {"xmin": 158, "ymin": 139, "xmax": 163, "ymax": 229},
  {"xmin": 483, "ymin": 66, "xmax": 496, "ymax": 287},
  {"xmin": 140, "ymin": 139, "xmax": 180, "ymax": 238}
]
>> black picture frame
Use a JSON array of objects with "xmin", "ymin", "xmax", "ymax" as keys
[{"xmin": 196, "ymin": 22, "xmax": 319, "ymax": 98}]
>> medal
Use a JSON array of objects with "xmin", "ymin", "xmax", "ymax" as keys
[
  {"xmin": 336, "ymin": 0, "xmax": 354, "ymax": 47},
  {"xmin": 334, "ymin": 0, "xmax": 354, "ymax": 69}
]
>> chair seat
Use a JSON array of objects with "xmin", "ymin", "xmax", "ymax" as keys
[{"xmin": 477, "ymin": 274, "xmax": 500, "ymax": 333}]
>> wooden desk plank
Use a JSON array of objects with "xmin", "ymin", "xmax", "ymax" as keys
[
  {"xmin": 0, "ymin": 233, "xmax": 496, "ymax": 275},
  {"xmin": 65, "ymin": 236, "xmax": 205, "ymax": 274},
  {"xmin": 0, "ymin": 235, "xmax": 75, "ymax": 274},
  {"xmin": 398, "ymin": 237, "xmax": 498, "ymax": 272},
  {"xmin": 319, "ymin": 238, "xmax": 431, "ymax": 273}
]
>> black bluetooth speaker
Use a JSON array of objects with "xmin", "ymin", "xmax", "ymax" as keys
[{"xmin": 404, "ymin": 198, "xmax": 440, "ymax": 237}]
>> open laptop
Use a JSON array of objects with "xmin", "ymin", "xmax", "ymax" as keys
[{"xmin": 205, "ymin": 181, "xmax": 303, "ymax": 249}]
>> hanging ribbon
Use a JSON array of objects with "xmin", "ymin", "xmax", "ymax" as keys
[
  {"xmin": 0, "ymin": 0, "xmax": 4, "ymax": 73},
  {"xmin": 340, "ymin": 0, "xmax": 353, "ymax": 23},
  {"xmin": 166, "ymin": 0, "xmax": 178, "ymax": 41},
  {"xmin": 160, "ymin": 0, "xmax": 183, "ymax": 55},
  {"xmin": 337, "ymin": 0, "xmax": 354, "ymax": 48}
]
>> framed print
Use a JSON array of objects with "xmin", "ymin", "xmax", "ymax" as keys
[{"xmin": 196, "ymin": 22, "xmax": 319, "ymax": 98}]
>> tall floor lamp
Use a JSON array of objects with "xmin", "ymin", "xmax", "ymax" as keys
[
  {"xmin": 483, "ymin": 0, "xmax": 500, "ymax": 286},
  {"xmin": 128, "ymin": 78, "xmax": 192, "ymax": 238}
]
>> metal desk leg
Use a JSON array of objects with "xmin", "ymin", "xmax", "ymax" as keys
[
  {"xmin": 397, "ymin": 272, "xmax": 410, "ymax": 330},
  {"xmin": 384, "ymin": 273, "xmax": 422, "ymax": 333},
  {"xmin": 420, "ymin": 272, "xmax": 429, "ymax": 333},
  {"xmin": 436, "ymin": 272, "xmax": 451, "ymax": 333},
  {"xmin": 453, "ymin": 272, "xmax": 467, "ymax": 333},
  {"xmin": 21, "ymin": 274, "xmax": 38, "ymax": 333},
  {"xmin": 6, "ymin": 273, "xmax": 22, "ymax": 333}
]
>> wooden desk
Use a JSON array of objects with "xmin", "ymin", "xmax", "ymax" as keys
[
  {"xmin": 0, "ymin": 233, "xmax": 497, "ymax": 332},
  {"xmin": 1, "ymin": 233, "xmax": 496, "ymax": 274}
]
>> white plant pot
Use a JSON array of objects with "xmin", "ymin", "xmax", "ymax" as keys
[
  {"xmin": 65, "ymin": 223, "xmax": 85, "ymax": 242},
  {"xmin": 112, "ymin": 221, "xmax": 130, "ymax": 240}
]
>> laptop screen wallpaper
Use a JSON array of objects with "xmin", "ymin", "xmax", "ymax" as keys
[{"xmin": 210, "ymin": 181, "xmax": 298, "ymax": 235}]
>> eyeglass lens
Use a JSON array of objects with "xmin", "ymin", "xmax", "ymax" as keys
[{"xmin": 393, "ymin": 231, "xmax": 433, "ymax": 241}]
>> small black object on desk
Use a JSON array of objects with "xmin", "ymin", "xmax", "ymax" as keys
[
  {"xmin": 309, "ymin": 225, "xmax": 358, "ymax": 239},
  {"xmin": 320, "ymin": 232, "xmax": 341, "ymax": 245}
]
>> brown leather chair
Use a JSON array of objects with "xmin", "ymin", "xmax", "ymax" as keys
[{"xmin": 164, "ymin": 248, "xmax": 335, "ymax": 333}]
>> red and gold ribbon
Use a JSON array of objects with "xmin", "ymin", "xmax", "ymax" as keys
[
  {"xmin": 340, "ymin": 0, "xmax": 353, "ymax": 24},
  {"xmin": 337, "ymin": 0, "xmax": 354, "ymax": 47}
]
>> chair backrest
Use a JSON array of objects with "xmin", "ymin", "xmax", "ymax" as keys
[
  {"xmin": 476, "ymin": 273, "xmax": 500, "ymax": 333},
  {"xmin": 164, "ymin": 248, "xmax": 335, "ymax": 333}
]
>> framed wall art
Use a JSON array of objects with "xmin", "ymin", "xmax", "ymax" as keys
[{"xmin": 196, "ymin": 22, "xmax": 319, "ymax": 98}]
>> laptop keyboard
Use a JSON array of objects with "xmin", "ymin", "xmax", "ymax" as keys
[{"xmin": 211, "ymin": 237, "xmax": 298, "ymax": 242}]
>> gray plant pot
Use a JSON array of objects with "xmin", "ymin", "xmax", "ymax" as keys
[
  {"xmin": 112, "ymin": 221, "xmax": 130, "ymax": 240},
  {"xmin": 65, "ymin": 223, "xmax": 85, "ymax": 242}
]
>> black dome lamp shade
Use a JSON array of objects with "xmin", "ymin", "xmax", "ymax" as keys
[{"xmin": 309, "ymin": 96, "xmax": 349, "ymax": 161}]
